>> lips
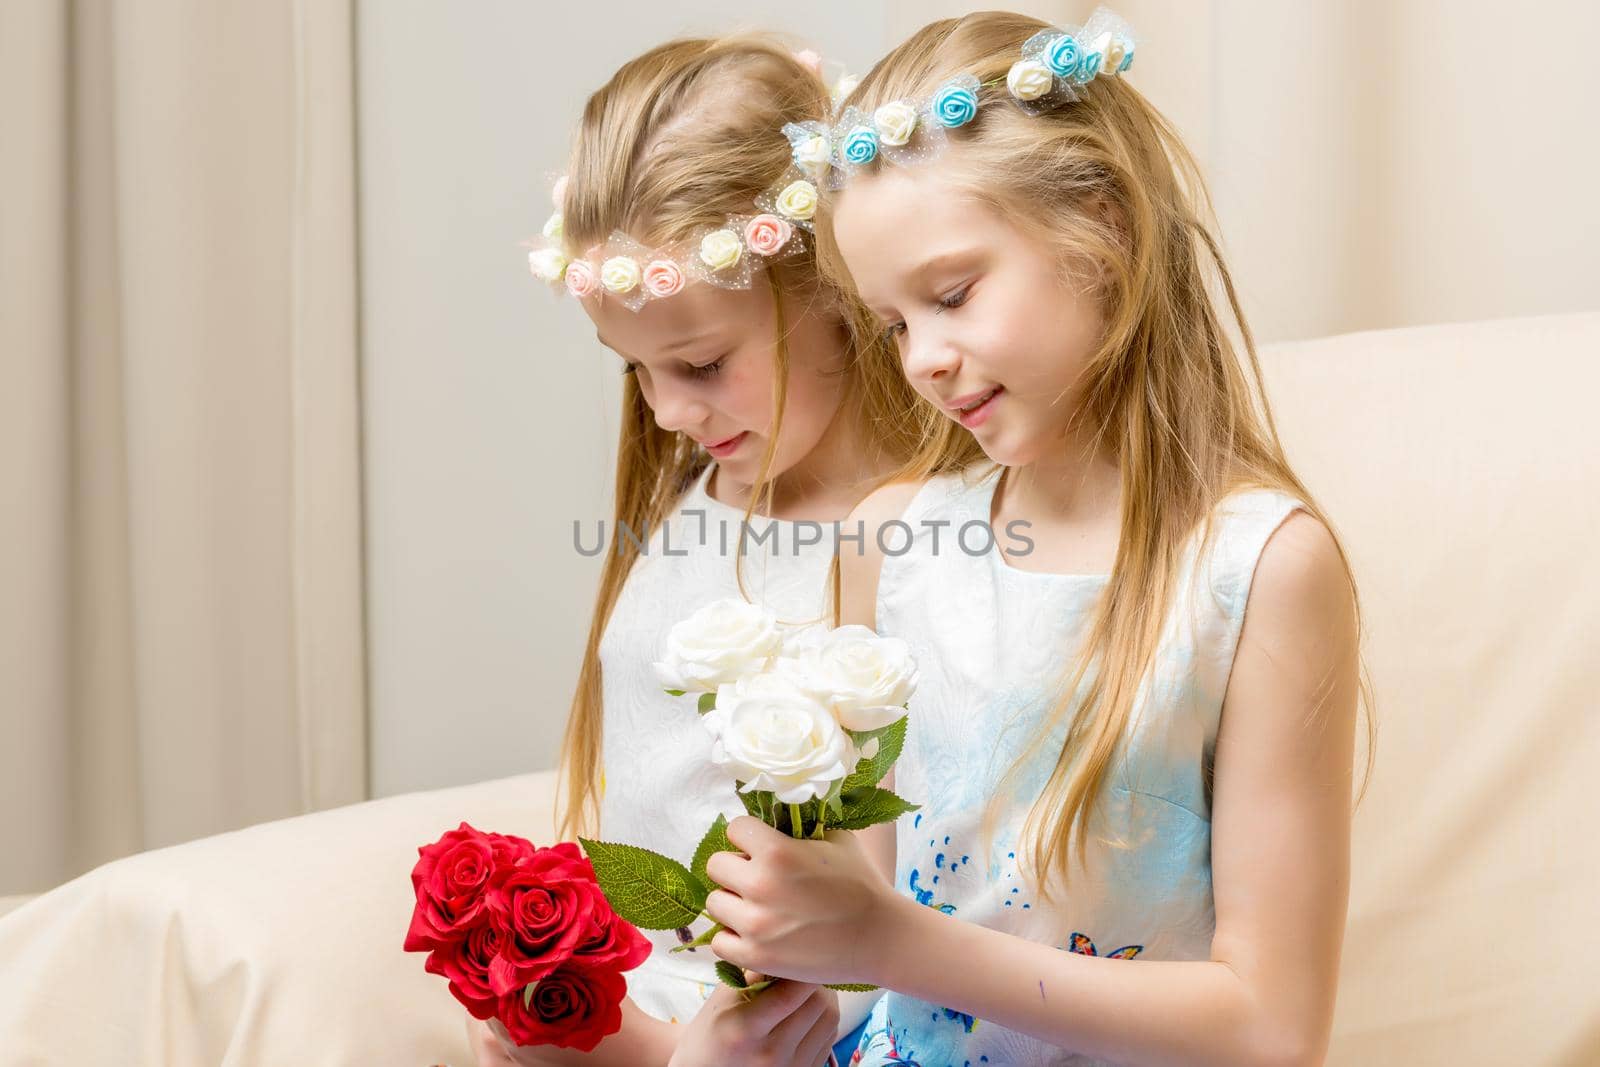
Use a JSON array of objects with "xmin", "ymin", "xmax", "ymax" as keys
[
  {"xmin": 944, "ymin": 386, "xmax": 1002, "ymax": 414},
  {"xmin": 700, "ymin": 431, "xmax": 748, "ymax": 457}
]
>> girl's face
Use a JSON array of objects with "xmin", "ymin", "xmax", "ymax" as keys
[
  {"xmin": 584, "ymin": 277, "xmax": 847, "ymax": 486},
  {"xmin": 832, "ymin": 163, "xmax": 1105, "ymax": 469}
]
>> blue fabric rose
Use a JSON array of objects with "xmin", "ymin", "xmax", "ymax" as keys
[
  {"xmin": 842, "ymin": 125, "xmax": 879, "ymax": 165},
  {"xmin": 933, "ymin": 82, "xmax": 978, "ymax": 128},
  {"xmin": 1044, "ymin": 33, "xmax": 1080, "ymax": 79}
]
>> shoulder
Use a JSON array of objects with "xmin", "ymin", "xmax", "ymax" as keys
[
  {"xmin": 1228, "ymin": 507, "xmax": 1359, "ymax": 719},
  {"xmin": 837, "ymin": 478, "xmax": 934, "ymax": 631},
  {"xmin": 1246, "ymin": 509, "xmax": 1354, "ymax": 640}
]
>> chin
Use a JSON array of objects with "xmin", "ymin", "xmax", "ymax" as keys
[{"xmin": 971, "ymin": 428, "xmax": 1035, "ymax": 469}]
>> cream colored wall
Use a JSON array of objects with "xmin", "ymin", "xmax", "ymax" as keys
[
  {"xmin": 359, "ymin": 0, "xmax": 1600, "ymax": 796},
  {"xmin": 357, "ymin": 2, "xmax": 893, "ymax": 796}
]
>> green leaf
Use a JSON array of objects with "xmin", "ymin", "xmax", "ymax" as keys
[
  {"xmin": 664, "ymin": 688, "xmax": 686, "ymax": 697},
  {"xmin": 737, "ymin": 783, "xmax": 763, "ymax": 820},
  {"xmin": 697, "ymin": 691, "xmax": 717, "ymax": 714},
  {"xmin": 690, "ymin": 814, "xmax": 734, "ymax": 886},
  {"xmin": 743, "ymin": 978, "xmax": 775, "ymax": 994},
  {"xmin": 578, "ymin": 838, "xmax": 708, "ymax": 930},
  {"xmin": 842, "ymin": 717, "xmax": 907, "ymax": 793},
  {"xmin": 714, "ymin": 960, "xmax": 748, "ymax": 989},
  {"xmin": 832, "ymin": 787, "xmax": 919, "ymax": 831},
  {"xmin": 825, "ymin": 983, "xmax": 879, "ymax": 993},
  {"xmin": 522, "ymin": 981, "xmax": 538, "ymax": 1008}
]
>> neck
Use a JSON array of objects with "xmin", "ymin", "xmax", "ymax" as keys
[{"xmin": 1002, "ymin": 417, "xmax": 1122, "ymax": 524}]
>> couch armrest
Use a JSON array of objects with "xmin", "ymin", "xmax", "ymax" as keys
[{"xmin": 0, "ymin": 771, "xmax": 556, "ymax": 1066}]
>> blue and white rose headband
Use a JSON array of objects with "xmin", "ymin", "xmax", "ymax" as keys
[
  {"xmin": 524, "ymin": 51, "xmax": 856, "ymax": 313},
  {"xmin": 784, "ymin": 7, "xmax": 1136, "ymax": 189}
]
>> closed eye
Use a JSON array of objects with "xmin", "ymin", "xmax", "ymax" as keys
[
  {"xmin": 935, "ymin": 284, "xmax": 972, "ymax": 313},
  {"xmin": 687, "ymin": 355, "xmax": 727, "ymax": 380}
]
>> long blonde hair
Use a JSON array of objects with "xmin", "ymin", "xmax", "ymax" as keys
[
  {"xmin": 818, "ymin": 13, "xmax": 1375, "ymax": 898},
  {"xmin": 554, "ymin": 36, "xmax": 975, "ymax": 839}
]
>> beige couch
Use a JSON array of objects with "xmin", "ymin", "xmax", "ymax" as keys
[{"xmin": 2, "ymin": 313, "xmax": 1596, "ymax": 1065}]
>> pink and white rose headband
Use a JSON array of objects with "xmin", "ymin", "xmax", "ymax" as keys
[
  {"xmin": 524, "ymin": 52, "xmax": 856, "ymax": 313},
  {"xmin": 789, "ymin": 7, "xmax": 1137, "ymax": 190}
]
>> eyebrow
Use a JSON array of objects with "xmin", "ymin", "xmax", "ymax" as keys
[
  {"xmin": 863, "ymin": 249, "xmax": 980, "ymax": 317},
  {"xmin": 594, "ymin": 330, "xmax": 722, "ymax": 356}
]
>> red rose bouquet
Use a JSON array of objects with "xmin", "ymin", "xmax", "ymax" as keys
[{"xmin": 403, "ymin": 823, "xmax": 650, "ymax": 1050}]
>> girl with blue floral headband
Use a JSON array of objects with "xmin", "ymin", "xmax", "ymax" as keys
[
  {"xmin": 478, "ymin": 32, "xmax": 981, "ymax": 1067},
  {"xmin": 699, "ymin": 10, "xmax": 1374, "ymax": 1067}
]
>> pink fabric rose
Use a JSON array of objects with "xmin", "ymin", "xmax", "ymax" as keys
[
  {"xmin": 743, "ymin": 215, "xmax": 794, "ymax": 257},
  {"xmin": 642, "ymin": 259, "xmax": 686, "ymax": 299},
  {"xmin": 564, "ymin": 258, "xmax": 596, "ymax": 298}
]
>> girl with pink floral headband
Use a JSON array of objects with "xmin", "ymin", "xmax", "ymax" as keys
[{"xmin": 476, "ymin": 31, "xmax": 979, "ymax": 1067}]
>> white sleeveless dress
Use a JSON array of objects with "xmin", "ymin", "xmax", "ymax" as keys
[
  {"xmin": 850, "ymin": 466, "xmax": 1306, "ymax": 1067},
  {"xmin": 596, "ymin": 462, "xmax": 879, "ymax": 1035}
]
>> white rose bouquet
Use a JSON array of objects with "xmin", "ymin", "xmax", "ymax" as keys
[{"xmin": 579, "ymin": 599, "xmax": 919, "ymax": 996}]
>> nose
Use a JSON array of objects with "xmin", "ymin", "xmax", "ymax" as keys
[
  {"xmin": 902, "ymin": 327, "xmax": 961, "ymax": 384},
  {"xmin": 646, "ymin": 379, "xmax": 709, "ymax": 435}
]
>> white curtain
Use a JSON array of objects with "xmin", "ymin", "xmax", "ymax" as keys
[
  {"xmin": 890, "ymin": 0, "xmax": 1600, "ymax": 344},
  {"xmin": 0, "ymin": 0, "xmax": 367, "ymax": 897}
]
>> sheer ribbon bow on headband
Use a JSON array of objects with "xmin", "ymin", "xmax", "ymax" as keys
[{"xmin": 785, "ymin": 7, "xmax": 1136, "ymax": 190}]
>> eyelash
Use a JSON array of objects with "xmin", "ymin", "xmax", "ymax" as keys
[
  {"xmin": 883, "ymin": 284, "xmax": 972, "ymax": 342},
  {"xmin": 620, "ymin": 356, "xmax": 727, "ymax": 379}
]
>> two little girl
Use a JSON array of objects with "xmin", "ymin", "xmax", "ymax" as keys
[{"xmin": 492, "ymin": 9, "xmax": 1366, "ymax": 1067}]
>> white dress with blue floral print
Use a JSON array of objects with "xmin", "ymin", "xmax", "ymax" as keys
[{"xmin": 849, "ymin": 466, "xmax": 1305, "ymax": 1067}]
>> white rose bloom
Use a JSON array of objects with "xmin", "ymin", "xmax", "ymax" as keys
[
  {"xmin": 873, "ymin": 101, "xmax": 919, "ymax": 147},
  {"xmin": 831, "ymin": 74, "xmax": 859, "ymax": 105},
  {"xmin": 527, "ymin": 247, "xmax": 568, "ymax": 283},
  {"xmin": 703, "ymin": 672, "xmax": 857, "ymax": 804},
  {"xmin": 542, "ymin": 212, "xmax": 564, "ymax": 241},
  {"xmin": 785, "ymin": 624, "xmax": 917, "ymax": 732},
  {"xmin": 774, "ymin": 180, "xmax": 818, "ymax": 222},
  {"xmin": 1007, "ymin": 58, "xmax": 1055, "ymax": 101},
  {"xmin": 653, "ymin": 598, "xmax": 783, "ymax": 693},
  {"xmin": 793, "ymin": 134, "xmax": 832, "ymax": 171},
  {"xmin": 698, "ymin": 229, "xmax": 744, "ymax": 271},
  {"xmin": 601, "ymin": 255, "xmax": 642, "ymax": 293}
]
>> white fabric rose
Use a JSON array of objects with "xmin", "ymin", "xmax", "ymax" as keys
[
  {"xmin": 774, "ymin": 180, "xmax": 818, "ymax": 222},
  {"xmin": 703, "ymin": 672, "xmax": 857, "ymax": 804},
  {"xmin": 542, "ymin": 212, "xmax": 564, "ymax": 241},
  {"xmin": 782, "ymin": 624, "xmax": 917, "ymax": 732},
  {"xmin": 1007, "ymin": 59, "xmax": 1055, "ymax": 101},
  {"xmin": 793, "ymin": 134, "xmax": 832, "ymax": 171},
  {"xmin": 601, "ymin": 255, "xmax": 642, "ymax": 293},
  {"xmin": 527, "ymin": 247, "xmax": 568, "ymax": 283},
  {"xmin": 653, "ymin": 599, "xmax": 783, "ymax": 693},
  {"xmin": 873, "ymin": 101, "xmax": 919, "ymax": 147},
  {"xmin": 698, "ymin": 229, "xmax": 744, "ymax": 271}
]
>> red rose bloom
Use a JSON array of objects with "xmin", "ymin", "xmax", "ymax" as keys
[
  {"xmin": 496, "ymin": 960, "xmax": 628, "ymax": 1052},
  {"xmin": 572, "ymin": 904, "xmax": 651, "ymax": 971},
  {"xmin": 485, "ymin": 843, "xmax": 604, "ymax": 996},
  {"xmin": 423, "ymin": 922, "xmax": 504, "ymax": 1020},
  {"xmin": 404, "ymin": 823, "xmax": 536, "ymax": 951}
]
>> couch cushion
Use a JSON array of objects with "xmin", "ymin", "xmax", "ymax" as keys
[{"xmin": 1259, "ymin": 313, "xmax": 1600, "ymax": 1065}]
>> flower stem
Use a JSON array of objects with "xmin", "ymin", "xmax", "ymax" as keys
[{"xmin": 788, "ymin": 802, "xmax": 804, "ymax": 839}]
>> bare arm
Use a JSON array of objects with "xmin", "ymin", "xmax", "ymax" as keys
[{"xmin": 837, "ymin": 481, "xmax": 924, "ymax": 886}]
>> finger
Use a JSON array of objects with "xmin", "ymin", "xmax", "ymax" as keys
[
  {"xmin": 763, "ymin": 984, "xmax": 828, "ymax": 1059},
  {"xmin": 732, "ymin": 977, "xmax": 818, "ymax": 1034},
  {"xmin": 704, "ymin": 887, "xmax": 759, "ymax": 931},
  {"xmin": 711, "ymin": 926, "xmax": 759, "ymax": 973},
  {"xmin": 793, "ymin": 1003, "xmax": 840, "ymax": 1067},
  {"xmin": 726, "ymin": 814, "xmax": 782, "ymax": 854},
  {"xmin": 704, "ymin": 848, "xmax": 753, "ymax": 891}
]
